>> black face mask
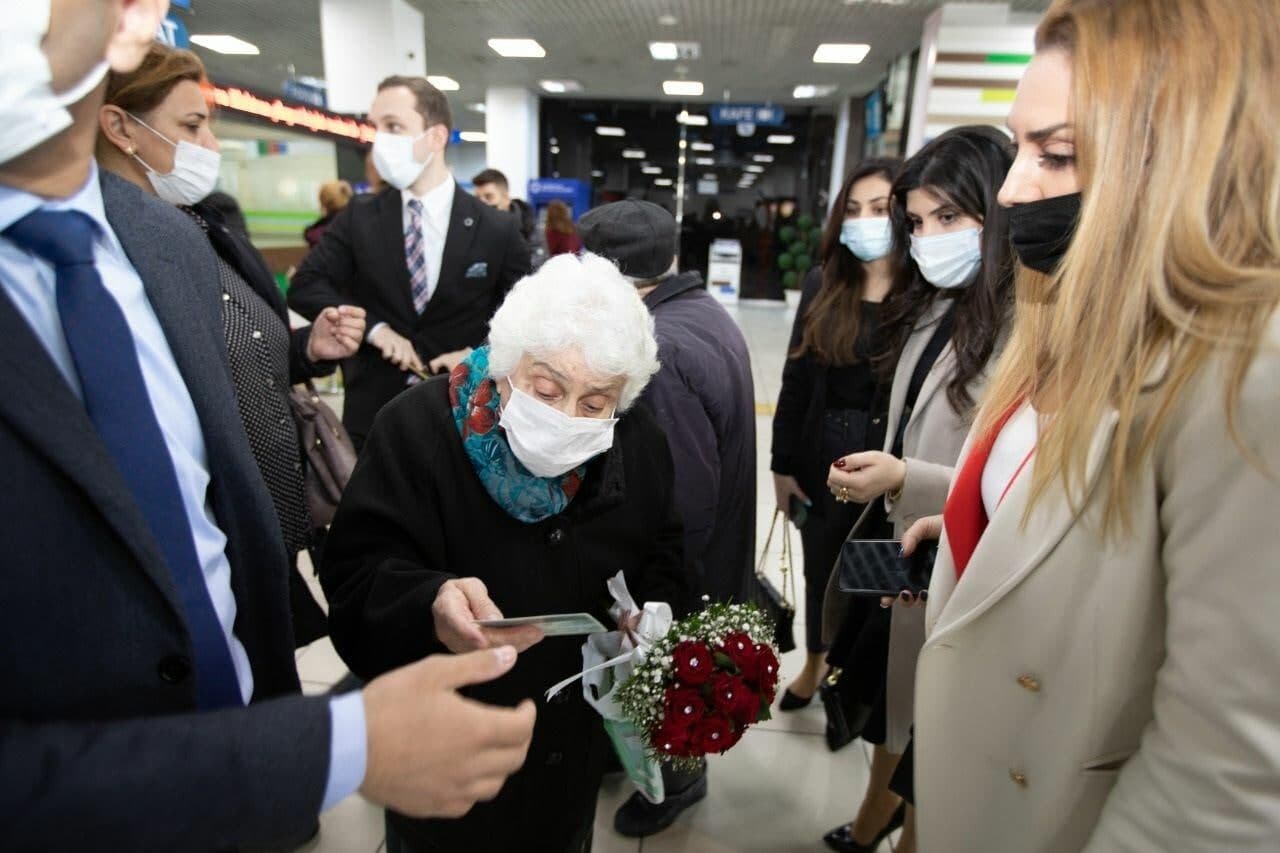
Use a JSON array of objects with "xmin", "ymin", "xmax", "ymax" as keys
[{"xmin": 1008, "ymin": 192, "xmax": 1082, "ymax": 274}]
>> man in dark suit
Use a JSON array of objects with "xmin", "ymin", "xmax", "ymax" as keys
[
  {"xmin": 290, "ymin": 77, "xmax": 531, "ymax": 448},
  {"xmin": 0, "ymin": 4, "xmax": 536, "ymax": 849}
]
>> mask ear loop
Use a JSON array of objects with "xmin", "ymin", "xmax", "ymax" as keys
[{"xmin": 124, "ymin": 112, "xmax": 177, "ymax": 176}]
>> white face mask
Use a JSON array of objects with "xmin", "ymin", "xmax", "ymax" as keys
[
  {"xmin": 910, "ymin": 227, "xmax": 983, "ymax": 289},
  {"xmin": 129, "ymin": 114, "xmax": 222, "ymax": 206},
  {"xmin": 372, "ymin": 130, "xmax": 433, "ymax": 190},
  {"xmin": 840, "ymin": 217, "xmax": 893, "ymax": 262},
  {"xmin": 499, "ymin": 384, "xmax": 618, "ymax": 478},
  {"xmin": 0, "ymin": 0, "xmax": 109, "ymax": 165}
]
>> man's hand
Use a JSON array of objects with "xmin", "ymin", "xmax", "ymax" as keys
[
  {"xmin": 827, "ymin": 451, "xmax": 907, "ymax": 504},
  {"xmin": 427, "ymin": 348, "xmax": 473, "ymax": 376},
  {"xmin": 368, "ymin": 325, "xmax": 425, "ymax": 374},
  {"xmin": 359, "ymin": 647, "xmax": 536, "ymax": 818},
  {"xmin": 432, "ymin": 578, "xmax": 544, "ymax": 654},
  {"xmin": 772, "ymin": 473, "xmax": 811, "ymax": 519},
  {"xmin": 305, "ymin": 305, "xmax": 367, "ymax": 362}
]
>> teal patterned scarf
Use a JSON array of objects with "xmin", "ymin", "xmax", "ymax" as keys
[{"xmin": 450, "ymin": 346, "xmax": 585, "ymax": 523}]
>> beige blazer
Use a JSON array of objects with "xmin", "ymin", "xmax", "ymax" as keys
[
  {"xmin": 916, "ymin": 318, "xmax": 1280, "ymax": 852},
  {"xmin": 822, "ymin": 298, "xmax": 998, "ymax": 751}
]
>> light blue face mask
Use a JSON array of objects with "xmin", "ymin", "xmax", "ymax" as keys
[
  {"xmin": 910, "ymin": 227, "xmax": 983, "ymax": 289},
  {"xmin": 839, "ymin": 217, "xmax": 893, "ymax": 262}
]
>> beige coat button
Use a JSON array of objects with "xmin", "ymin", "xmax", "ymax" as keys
[
  {"xmin": 1009, "ymin": 769, "xmax": 1028, "ymax": 787},
  {"xmin": 1017, "ymin": 675, "xmax": 1041, "ymax": 692}
]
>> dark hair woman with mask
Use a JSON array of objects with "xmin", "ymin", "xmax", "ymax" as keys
[
  {"xmin": 820, "ymin": 126, "xmax": 1014, "ymax": 853},
  {"xmin": 770, "ymin": 158, "xmax": 903, "ymax": 708}
]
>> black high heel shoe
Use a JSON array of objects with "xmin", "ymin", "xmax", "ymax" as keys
[
  {"xmin": 822, "ymin": 804, "xmax": 905, "ymax": 852},
  {"xmin": 777, "ymin": 687, "xmax": 814, "ymax": 711}
]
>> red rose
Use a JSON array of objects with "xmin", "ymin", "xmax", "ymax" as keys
[
  {"xmin": 664, "ymin": 687, "xmax": 707, "ymax": 725},
  {"xmin": 653, "ymin": 718, "xmax": 693, "ymax": 758},
  {"xmin": 467, "ymin": 405, "xmax": 496, "ymax": 436},
  {"xmin": 448, "ymin": 363, "xmax": 470, "ymax": 408},
  {"xmin": 672, "ymin": 641, "xmax": 714, "ymax": 686},
  {"xmin": 719, "ymin": 632, "xmax": 759, "ymax": 678},
  {"xmin": 731, "ymin": 684, "xmax": 762, "ymax": 726},
  {"xmin": 692, "ymin": 713, "xmax": 734, "ymax": 755},
  {"xmin": 752, "ymin": 643, "xmax": 780, "ymax": 701},
  {"xmin": 719, "ymin": 722, "xmax": 745, "ymax": 752},
  {"xmin": 709, "ymin": 673, "xmax": 749, "ymax": 716}
]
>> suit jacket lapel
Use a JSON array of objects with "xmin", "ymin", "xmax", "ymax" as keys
[
  {"xmin": 881, "ymin": 299, "xmax": 952, "ymax": 452},
  {"xmin": 431, "ymin": 188, "xmax": 480, "ymax": 306},
  {"xmin": 926, "ymin": 410, "xmax": 1120, "ymax": 645},
  {"xmin": 377, "ymin": 189, "xmax": 417, "ymax": 320}
]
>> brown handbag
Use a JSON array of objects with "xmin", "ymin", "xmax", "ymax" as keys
[{"xmin": 288, "ymin": 381, "xmax": 357, "ymax": 528}]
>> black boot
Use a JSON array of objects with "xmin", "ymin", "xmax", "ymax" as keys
[{"xmin": 613, "ymin": 764, "xmax": 708, "ymax": 838}]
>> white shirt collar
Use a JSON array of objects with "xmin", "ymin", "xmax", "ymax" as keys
[{"xmin": 402, "ymin": 173, "xmax": 456, "ymax": 226}]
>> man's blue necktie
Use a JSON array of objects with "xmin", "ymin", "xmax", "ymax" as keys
[{"xmin": 5, "ymin": 209, "xmax": 242, "ymax": 709}]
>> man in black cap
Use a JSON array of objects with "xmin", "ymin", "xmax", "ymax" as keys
[{"xmin": 579, "ymin": 199, "xmax": 757, "ymax": 838}]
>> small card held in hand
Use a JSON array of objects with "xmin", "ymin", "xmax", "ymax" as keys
[{"xmin": 475, "ymin": 613, "xmax": 608, "ymax": 637}]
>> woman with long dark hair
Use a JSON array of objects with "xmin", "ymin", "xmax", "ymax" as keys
[
  {"xmin": 821, "ymin": 126, "xmax": 1014, "ymax": 852},
  {"xmin": 770, "ymin": 158, "xmax": 902, "ymax": 707}
]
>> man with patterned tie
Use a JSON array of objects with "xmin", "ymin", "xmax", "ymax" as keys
[
  {"xmin": 0, "ymin": 3, "xmax": 536, "ymax": 849},
  {"xmin": 290, "ymin": 77, "xmax": 531, "ymax": 449}
]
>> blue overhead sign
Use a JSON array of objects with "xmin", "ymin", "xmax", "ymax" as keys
[
  {"xmin": 156, "ymin": 13, "xmax": 189, "ymax": 48},
  {"xmin": 710, "ymin": 104, "xmax": 785, "ymax": 126}
]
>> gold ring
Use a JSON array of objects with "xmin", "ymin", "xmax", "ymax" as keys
[{"xmin": 836, "ymin": 486, "xmax": 851, "ymax": 503}]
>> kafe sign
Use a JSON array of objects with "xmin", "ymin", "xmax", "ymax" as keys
[{"xmin": 710, "ymin": 104, "xmax": 785, "ymax": 127}]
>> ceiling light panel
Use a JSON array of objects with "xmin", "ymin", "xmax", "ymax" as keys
[
  {"xmin": 767, "ymin": 134, "xmax": 795, "ymax": 144},
  {"xmin": 622, "ymin": 148, "xmax": 646, "ymax": 158},
  {"xmin": 753, "ymin": 154, "xmax": 774, "ymax": 163},
  {"xmin": 190, "ymin": 34, "xmax": 260, "ymax": 55},
  {"xmin": 690, "ymin": 142, "xmax": 714, "ymax": 152},
  {"xmin": 813, "ymin": 43, "xmax": 871, "ymax": 64},
  {"xmin": 654, "ymin": 178, "xmax": 674, "ymax": 186},
  {"xmin": 642, "ymin": 166, "xmax": 663, "ymax": 174},
  {"xmin": 695, "ymin": 157, "xmax": 715, "ymax": 165},
  {"xmin": 677, "ymin": 111, "xmax": 709, "ymax": 126},
  {"xmin": 663, "ymin": 80, "xmax": 704, "ymax": 97},
  {"xmin": 488, "ymin": 38, "xmax": 546, "ymax": 58},
  {"xmin": 426, "ymin": 75, "xmax": 459, "ymax": 91},
  {"xmin": 540, "ymin": 80, "xmax": 583, "ymax": 93},
  {"xmin": 596, "ymin": 126, "xmax": 626, "ymax": 137},
  {"xmin": 793, "ymin": 84, "xmax": 840, "ymax": 99},
  {"xmin": 745, "ymin": 165, "xmax": 765, "ymax": 173},
  {"xmin": 649, "ymin": 42, "xmax": 678, "ymax": 60},
  {"xmin": 459, "ymin": 131, "xmax": 487, "ymax": 143}
]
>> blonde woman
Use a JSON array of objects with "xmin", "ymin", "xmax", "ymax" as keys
[
  {"xmin": 905, "ymin": 0, "xmax": 1280, "ymax": 849},
  {"xmin": 305, "ymin": 179, "xmax": 354, "ymax": 248}
]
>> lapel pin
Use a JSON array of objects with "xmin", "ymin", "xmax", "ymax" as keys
[{"xmin": 464, "ymin": 217, "xmax": 475, "ymax": 227}]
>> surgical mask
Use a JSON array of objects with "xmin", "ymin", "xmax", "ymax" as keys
[
  {"xmin": 839, "ymin": 217, "xmax": 893, "ymax": 262},
  {"xmin": 372, "ymin": 130, "xmax": 433, "ymax": 190},
  {"xmin": 500, "ymin": 384, "xmax": 617, "ymax": 478},
  {"xmin": 129, "ymin": 114, "xmax": 221, "ymax": 206},
  {"xmin": 1008, "ymin": 193, "xmax": 1081, "ymax": 274},
  {"xmin": 910, "ymin": 227, "xmax": 983, "ymax": 289},
  {"xmin": 0, "ymin": 0, "xmax": 109, "ymax": 164}
]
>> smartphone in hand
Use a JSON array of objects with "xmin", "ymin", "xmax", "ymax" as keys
[{"xmin": 837, "ymin": 539, "xmax": 938, "ymax": 597}]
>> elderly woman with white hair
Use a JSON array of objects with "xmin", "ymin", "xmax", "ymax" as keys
[{"xmin": 320, "ymin": 252, "xmax": 689, "ymax": 853}]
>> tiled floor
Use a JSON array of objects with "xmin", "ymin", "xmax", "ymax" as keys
[{"xmin": 294, "ymin": 292, "xmax": 894, "ymax": 852}]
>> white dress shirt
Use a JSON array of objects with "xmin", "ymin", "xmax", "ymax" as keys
[
  {"xmin": 402, "ymin": 173, "xmax": 455, "ymax": 303},
  {"xmin": 0, "ymin": 166, "xmax": 364, "ymax": 811}
]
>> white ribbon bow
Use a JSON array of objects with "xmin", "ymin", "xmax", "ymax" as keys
[{"xmin": 544, "ymin": 571, "xmax": 672, "ymax": 702}]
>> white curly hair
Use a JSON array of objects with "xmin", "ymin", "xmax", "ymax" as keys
[{"xmin": 487, "ymin": 252, "xmax": 660, "ymax": 412}]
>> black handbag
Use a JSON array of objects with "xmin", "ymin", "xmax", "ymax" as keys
[
  {"xmin": 288, "ymin": 381, "xmax": 357, "ymax": 529},
  {"xmin": 819, "ymin": 667, "xmax": 873, "ymax": 752},
  {"xmin": 754, "ymin": 509, "xmax": 798, "ymax": 654}
]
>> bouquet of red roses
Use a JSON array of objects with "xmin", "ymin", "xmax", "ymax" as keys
[{"xmin": 615, "ymin": 602, "xmax": 780, "ymax": 770}]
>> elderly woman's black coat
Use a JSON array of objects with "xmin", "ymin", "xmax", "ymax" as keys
[{"xmin": 321, "ymin": 375, "xmax": 688, "ymax": 852}]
